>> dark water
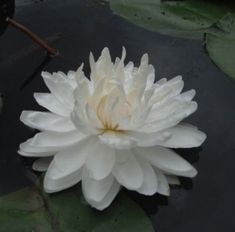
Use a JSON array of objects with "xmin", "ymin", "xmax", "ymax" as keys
[{"xmin": 0, "ymin": 0, "xmax": 235, "ymax": 231}]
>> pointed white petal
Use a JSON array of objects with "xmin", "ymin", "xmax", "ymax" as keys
[
  {"xmin": 75, "ymin": 63, "xmax": 85, "ymax": 84},
  {"xmin": 150, "ymin": 76, "xmax": 184, "ymax": 106},
  {"xmin": 166, "ymin": 175, "xmax": 180, "ymax": 185},
  {"xmin": 139, "ymin": 101, "xmax": 198, "ymax": 133},
  {"xmin": 164, "ymin": 75, "xmax": 184, "ymax": 95},
  {"xmin": 53, "ymin": 137, "xmax": 91, "ymax": 173},
  {"xmin": 135, "ymin": 156, "xmax": 158, "ymax": 195},
  {"xmin": 71, "ymin": 102, "xmax": 98, "ymax": 135},
  {"xmin": 154, "ymin": 168, "xmax": 170, "ymax": 196},
  {"xmin": 34, "ymin": 93, "xmax": 71, "ymax": 117},
  {"xmin": 135, "ymin": 146, "xmax": 197, "ymax": 178},
  {"xmin": 112, "ymin": 150, "xmax": 143, "ymax": 190},
  {"xmin": 18, "ymin": 150, "xmax": 54, "ymax": 157},
  {"xmin": 20, "ymin": 111, "xmax": 76, "ymax": 132},
  {"xmin": 100, "ymin": 47, "xmax": 112, "ymax": 68},
  {"xmin": 127, "ymin": 130, "xmax": 171, "ymax": 147},
  {"xmin": 43, "ymin": 137, "xmax": 92, "ymax": 193},
  {"xmin": 73, "ymin": 81, "xmax": 90, "ymax": 106},
  {"xmin": 146, "ymin": 65, "xmax": 155, "ymax": 90},
  {"xmin": 176, "ymin": 89, "xmax": 196, "ymax": 101},
  {"xmin": 19, "ymin": 138, "xmax": 55, "ymax": 156},
  {"xmin": 89, "ymin": 52, "xmax": 96, "ymax": 73},
  {"xmin": 156, "ymin": 78, "xmax": 167, "ymax": 85},
  {"xmin": 41, "ymin": 71, "xmax": 74, "ymax": 108},
  {"xmin": 115, "ymin": 47, "xmax": 126, "ymax": 81},
  {"xmin": 44, "ymin": 160, "xmax": 82, "ymax": 193},
  {"xmin": 158, "ymin": 124, "xmax": 207, "ymax": 148},
  {"xmin": 85, "ymin": 140, "xmax": 115, "ymax": 180},
  {"xmin": 32, "ymin": 157, "xmax": 53, "ymax": 171},
  {"xmin": 19, "ymin": 131, "xmax": 86, "ymax": 156},
  {"xmin": 86, "ymin": 180, "xmax": 120, "ymax": 211},
  {"xmin": 82, "ymin": 168, "xmax": 114, "ymax": 202}
]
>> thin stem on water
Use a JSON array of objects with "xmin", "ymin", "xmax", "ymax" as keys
[{"xmin": 6, "ymin": 17, "xmax": 58, "ymax": 56}]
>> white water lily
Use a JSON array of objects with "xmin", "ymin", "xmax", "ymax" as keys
[{"xmin": 18, "ymin": 47, "xmax": 206, "ymax": 210}]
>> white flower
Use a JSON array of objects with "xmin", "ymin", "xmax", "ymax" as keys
[{"xmin": 18, "ymin": 47, "xmax": 206, "ymax": 210}]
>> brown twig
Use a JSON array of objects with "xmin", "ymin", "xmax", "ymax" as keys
[{"xmin": 6, "ymin": 17, "xmax": 58, "ymax": 56}]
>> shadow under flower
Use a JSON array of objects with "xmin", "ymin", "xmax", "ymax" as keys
[{"xmin": 125, "ymin": 147, "xmax": 203, "ymax": 216}]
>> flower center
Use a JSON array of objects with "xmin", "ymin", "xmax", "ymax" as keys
[
  {"xmin": 95, "ymin": 94, "xmax": 130, "ymax": 133},
  {"xmin": 96, "ymin": 95, "xmax": 118, "ymax": 131}
]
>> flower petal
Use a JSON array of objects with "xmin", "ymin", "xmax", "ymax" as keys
[
  {"xmin": 158, "ymin": 123, "xmax": 207, "ymax": 148},
  {"xmin": 166, "ymin": 175, "xmax": 180, "ymax": 185},
  {"xmin": 34, "ymin": 93, "xmax": 71, "ymax": 117},
  {"xmin": 139, "ymin": 101, "xmax": 198, "ymax": 133},
  {"xmin": 131, "ymin": 123, "xmax": 206, "ymax": 148},
  {"xmin": 135, "ymin": 156, "xmax": 158, "ymax": 195},
  {"xmin": 85, "ymin": 139, "xmax": 115, "ymax": 180},
  {"xmin": 86, "ymin": 180, "xmax": 120, "ymax": 210},
  {"xmin": 20, "ymin": 111, "xmax": 76, "ymax": 132},
  {"xmin": 73, "ymin": 80, "xmax": 90, "ymax": 106},
  {"xmin": 71, "ymin": 101, "xmax": 99, "ymax": 135},
  {"xmin": 127, "ymin": 130, "xmax": 171, "ymax": 147},
  {"xmin": 82, "ymin": 168, "xmax": 114, "ymax": 202},
  {"xmin": 112, "ymin": 150, "xmax": 143, "ymax": 190},
  {"xmin": 43, "ymin": 137, "xmax": 92, "ymax": 193},
  {"xmin": 151, "ymin": 75, "xmax": 184, "ymax": 104},
  {"xmin": 19, "ymin": 131, "xmax": 86, "ymax": 156},
  {"xmin": 135, "ymin": 146, "xmax": 197, "ymax": 178},
  {"xmin": 44, "ymin": 160, "xmax": 82, "ymax": 193},
  {"xmin": 154, "ymin": 168, "xmax": 170, "ymax": 196},
  {"xmin": 176, "ymin": 89, "xmax": 196, "ymax": 101},
  {"xmin": 32, "ymin": 157, "xmax": 53, "ymax": 171},
  {"xmin": 156, "ymin": 78, "xmax": 167, "ymax": 85},
  {"xmin": 98, "ymin": 132, "xmax": 137, "ymax": 149},
  {"xmin": 41, "ymin": 71, "xmax": 75, "ymax": 108}
]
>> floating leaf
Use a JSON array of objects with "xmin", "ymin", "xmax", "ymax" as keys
[
  {"xmin": 206, "ymin": 13, "xmax": 235, "ymax": 80},
  {"xmin": 215, "ymin": 13, "xmax": 235, "ymax": 38},
  {"xmin": 0, "ymin": 186, "xmax": 154, "ymax": 232},
  {"xmin": 110, "ymin": 0, "xmax": 225, "ymax": 39},
  {"xmin": 206, "ymin": 34, "xmax": 235, "ymax": 80}
]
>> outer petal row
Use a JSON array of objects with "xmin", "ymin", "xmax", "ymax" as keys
[
  {"xmin": 20, "ymin": 111, "xmax": 76, "ymax": 132},
  {"xmin": 129, "ymin": 123, "xmax": 206, "ymax": 148},
  {"xmin": 31, "ymin": 137, "xmax": 196, "ymax": 210}
]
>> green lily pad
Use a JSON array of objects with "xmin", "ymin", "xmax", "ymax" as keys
[
  {"xmin": 110, "ymin": 0, "xmax": 225, "ymax": 39},
  {"xmin": 206, "ymin": 34, "xmax": 235, "ymax": 80},
  {"xmin": 215, "ymin": 13, "xmax": 235, "ymax": 38},
  {"xmin": 0, "ymin": 186, "xmax": 154, "ymax": 232},
  {"xmin": 206, "ymin": 13, "xmax": 235, "ymax": 80}
]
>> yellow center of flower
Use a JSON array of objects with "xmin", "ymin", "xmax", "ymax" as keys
[
  {"xmin": 95, "ymin": 94, "xmax": 131, "ymax": 133},
  {"xmin": 96, "ymin": 95, "xmax": 118, "ymax": 131}
]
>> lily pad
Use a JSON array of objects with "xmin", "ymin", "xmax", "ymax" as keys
[
  {"xmin": 0, "ymin": 186, "xmax": 154, "ymax": 232},
  {"xmin": 206, "ymin": 13, "xmax": 235, "ymax": 80},
  {"xmin": 215, "ymin": 13, "xmax": 235, "ymax": 39},
  {"xmin": 110, "ymin": 0, "xmax": 225, "ymax": 39}
]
